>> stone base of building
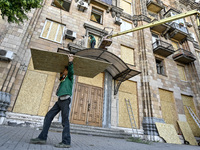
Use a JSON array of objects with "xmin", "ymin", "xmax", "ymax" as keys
[
  {"xmin": 142, "ymin": 117, "xmax": 165, "ymax": 136},
  {"xmin": 2, "ymin": 112, "xmax": 47, "ymax": 128}
]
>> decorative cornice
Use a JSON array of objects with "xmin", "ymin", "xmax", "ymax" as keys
[
  {"xmin": 110, "ymin": 6, "xmax": 123, "ymax": 18},
  {"xmin": 83, "ymin": 23, "xmax": 108, "ymax": 36}
]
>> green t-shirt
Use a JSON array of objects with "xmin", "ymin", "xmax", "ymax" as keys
[{"xmin": 56, "ymin": 62, "xmax": 74, "ymax": 97}]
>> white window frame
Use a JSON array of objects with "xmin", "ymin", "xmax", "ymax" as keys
[
  {"xmin": 40, "ymin": 19, "xmax": 66, "ymax": 44},
  {"xmin": 120, "ymin": 19, "xmax": 133, "ymax": 36},
  {"xmin": 91, "ymin": 8, "xmax": 103, "ymax": 24}
]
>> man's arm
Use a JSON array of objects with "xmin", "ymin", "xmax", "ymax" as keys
[{"xmin": 68, "ymin": 55, "xmax": 74, "ymax": 80}]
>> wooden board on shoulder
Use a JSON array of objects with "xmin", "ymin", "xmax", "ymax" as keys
[{"xmin": 31, "ymin": 48, "xmax": 111, "ymax": 78}]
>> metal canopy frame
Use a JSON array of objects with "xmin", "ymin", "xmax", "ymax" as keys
[{"xmin": 75, "ymin": 48, "xmax": 140, "ymax": 95}]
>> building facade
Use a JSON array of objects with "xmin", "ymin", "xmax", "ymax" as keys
[{"xmin": 0, "ymin": 0, "xmax": 200, "ymax": 138}]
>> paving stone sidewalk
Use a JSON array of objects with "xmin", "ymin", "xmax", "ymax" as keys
[{"xmin": 0, "ymin": 125, "xmax": 199, "ymax": 150}]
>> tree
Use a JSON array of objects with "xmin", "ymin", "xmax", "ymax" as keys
[{"xmin": 0, "ymin": 0, "xmax": 43, "ymax": 24}]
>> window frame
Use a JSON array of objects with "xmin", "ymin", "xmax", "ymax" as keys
[
  {"xmin": 90, "ymin": 7, "xmax": 103, "ymax": 24},
  {"xmin": 177, "ymin": 64, "xmax": 187, "ymax": 81},
  {"xmin": 120, "ymin": 0, "xmax": 132, "ymax": 15},
  {"xmin": 40, "ymin": 19, "xmax": 66, "ymax": 44},
  {"xmin": 121, "ymin": 45, "xmax": 135, "ymax": 66},
  {"xmin": 120, "ymin": 19, "xmax": 133, "ymax": 36},
  {"xmin": 196, "ymin": 50, "xmax": 200, "ymax": 64},
  {"xmin": 155, "ymin": 58, "xmax": 165, "ymax": 76},
  {"xmin": 171, "ymin": 40, "xmax": 180, "ymax": 51}
]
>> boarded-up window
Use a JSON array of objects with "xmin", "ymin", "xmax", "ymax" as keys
[
  {"xmin": 120, "ymin": 20, "xmax": 132, "ymax": 36},
  {"xmin": 121, "ymin": 45, "xmax": 134, "ymax": 65},
  {"xmin": 118, "ymin": 81, "xmax": 138, "ymax": 128},
  {"xmin": 41, "ymin": 20, "xmax": 65, "ymax": 43},
  {"xmin": 171, "ymin": 41, "xmax": 179, "ymax": 50},
  {"xmin": 87, "ymin": 34, "xmax": 101, "ymax": 48},
  {"xmin": 182, "ymin": 95, "xmax": 200, "ymax": 137},
  {"xmin": 159, "ymin": 89, "xmax": 178, "ymax": 132},
  {"xmin": 177, "ymin": 65, "xmax": 187, "ymax": 81},
  {"xmin": 120, "ymin": 0, "xmax": 132, "ymax": 14}
]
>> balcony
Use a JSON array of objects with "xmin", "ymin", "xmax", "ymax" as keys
[
  {"xmin": 172, "ymin": 48, "xmax": 196, "ymax": 64},
  {"xmin": 152, "ymin": 40, "xmax": 175, "ymax": 57},
  {"xmin": 151, "ymin": 23, "xmax": 170, "ymax": 34},
  {"xmin": 168, "ymin": 22, "xmax": 189, "ymax": 41},
  {"xmin": 146, "ymin": 0, "xmax": 164, "ymax": 13}
]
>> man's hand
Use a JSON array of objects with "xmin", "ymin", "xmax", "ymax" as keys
[{"xmin": 68, "ymin": 54, "xmax": 74, "ymax": 62}]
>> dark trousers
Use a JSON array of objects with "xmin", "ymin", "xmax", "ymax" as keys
[
  {"xmin": 91, "ymin": 41, "xmax": 96, "ymax": 48},
  {"xmin": 38, "ymin": 98, "xmax": 71, "ymax": 145}
]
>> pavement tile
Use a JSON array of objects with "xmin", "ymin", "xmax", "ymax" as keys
[{"xmin": 0, "ymin": 125, "xmax": 199, "ymax": 150}]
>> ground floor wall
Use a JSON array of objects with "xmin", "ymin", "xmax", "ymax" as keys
[{"xmin": 2, "ymin": 66, "xmax": 200, "ymax": 137}]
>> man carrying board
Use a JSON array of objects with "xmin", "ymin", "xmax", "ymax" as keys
[{"xmin": 30, "ymin": 54, "xmax": 74, "ymax": 148}]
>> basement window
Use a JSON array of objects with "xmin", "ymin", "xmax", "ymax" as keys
[
  {"xmin": 156, "ymin": 58, "xmax": 165, "ymax": 75},
  {"xmin": 90, "ymin": 8, "xmax": 103, "ymax": 24}
]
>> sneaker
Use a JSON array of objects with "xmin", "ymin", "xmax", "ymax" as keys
[
  {"xmin": 30, "ymin": 137, "xmax": 46, "ymax": 144},
  {"xmin": 54, "ymin": 142, "xmax": 71, "ymax": 148}
]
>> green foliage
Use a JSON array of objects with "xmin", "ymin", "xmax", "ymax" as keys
[{"xmin": 0, "ymin": 0, "xmax": 43, "ymax": 24}]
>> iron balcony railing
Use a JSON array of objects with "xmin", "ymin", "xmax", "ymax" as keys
[
  {"xmin": 173, "ymin": 48, "xmax": 196, "ymax": 60},
  {"xmin": 152, "ymin": 39, "xmax": 174, "ymax": 51},
  {"xmin": 169, "ymin": 22, "xmax": 188, "ymax": 34}
]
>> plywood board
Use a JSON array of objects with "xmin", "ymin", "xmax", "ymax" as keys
[
  {"xmin": 177, "ymin": 121, "xmax": 198, "ymax": 146},
  {"xmin": 118, "ymin": 81, "xmax": 138, "ymax": 128},
  {"xmin": 31, "ymin": 48, "xmax": 111, "ymax": 78},
  {"xmin": 159, "ymin": 89, "xmax": 178, "ymax": 132},
  {"xmin": 13, "ymin": 71, "xmax": 47, "ymax": 115},
  {"xmin": 78, "ymin": 73, "xmax": 104, "ymax": 88},
  {"xmin": 156, "ymin": 123, "xmax": 181, "ymax": 144},
  {"xmin": 182, "ymin": 95, "xmax": 200, "ymax": 137}
]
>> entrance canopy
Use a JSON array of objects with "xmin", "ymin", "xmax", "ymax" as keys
[{"xmin": 75, "ymin": 48, "xmax": 140, "ymax": 81}]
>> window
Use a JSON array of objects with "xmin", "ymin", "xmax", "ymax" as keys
[
  {"xmin": 196, "ymin": 51, "xmax": 200, "ymax": 63},
  {"xmin": 52, "ymin": 0, "xmax": 71, "ymax": 12},
  {"xmin": 152, "ymin": 33, "xmax": 159, "ymax": 43},
  {"xmin": 177, "ymin": 65, "xmax": 187, "ymax": 81},
  {"xmin": 120, "ymin": 0, "xmax": 132, "ymax": 14},
  {"xmin": 171, "ymin": 41, "xmax": 179, "ymax": 50},
  {"xmin": 90, "ymin": 8, "xmax": 103, "ymax": 24},
  {"xmin": 87, "ymin": 34, "xmax": 100, "ymax": 48},
  {"xmin": 40, "ymin": 20, "xmax": 65, "ymax": 43},
  {"xmin": 121, "ymin": 45, "xmax": 134, "ymax": 65},
  {"xmin": 166, "ymin": 11, "xmax": 185, "ymax": 25},
  {"xmin": 156, "ymin": 59, "xmax": 165, "ymax": 75},
  {"xmin": 120, "ymin": 20, "xmax": 132, "ymax": 36},
  {"xmin": 190, "ymin": 33, "xmax": 197, "ymax": 41}
]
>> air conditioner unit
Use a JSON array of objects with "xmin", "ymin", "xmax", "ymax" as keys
[
  {"xmin": 0, "ymin": 49, "xmax": 14, "ymax": 61},
  {"xmin": 65, "ymin": 29, "xmax": 77, "ymax": 40},
  {"xmin": 115, "ymin": 17, "xmax": 122, "ymax": 25},
  {"xmin": 54, "ymin": 0, "xmax": 71, "ymax": 12},
  {"xmin": 77, "ymin": 0, "xmax": 88, "ymax": 12}
]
